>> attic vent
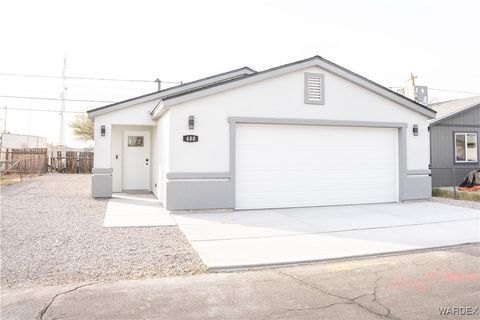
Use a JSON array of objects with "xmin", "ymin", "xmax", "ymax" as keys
[{"xmin": 305, "ymin": 73, "xmax": 325, "ymax": 105}]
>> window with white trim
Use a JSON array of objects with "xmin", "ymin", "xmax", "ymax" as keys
[
  {"xmin": 455, "ymin": 132, "xmax": 478, "ymax": 163},
  {"xmin": 305, "ymin": 73, "xmax": 325, "ymax": 105}
]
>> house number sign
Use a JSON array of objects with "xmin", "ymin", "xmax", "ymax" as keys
[{"xmin": 183, "ymin": 135, "xmax": 199, "ymax": 142}]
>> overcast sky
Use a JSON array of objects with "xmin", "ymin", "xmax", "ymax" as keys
[{"xmin": 0, "ymin": 0, "xmax": 478, "ymax": 147}]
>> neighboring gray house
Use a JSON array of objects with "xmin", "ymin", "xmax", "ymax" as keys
[{"xmin": 430, "ymin": 96, "xmax": 480, "ymax": 187}]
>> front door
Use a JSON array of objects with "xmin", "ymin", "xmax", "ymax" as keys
[{"xmin": 123, "ymin": 131, "xmax": 150, "ymax": 190}]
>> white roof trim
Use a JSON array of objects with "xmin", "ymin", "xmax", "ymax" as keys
[
  {"xmin": 154, "ymin": 56, "xmax": 435, "ymax": 119},
  {"xmin": 87, "ymin": 67, "xmax": 256, "ymax": 118},
  {"xmin": 150, "ymin": 100, "xmax": 165, "ymax": 120}
]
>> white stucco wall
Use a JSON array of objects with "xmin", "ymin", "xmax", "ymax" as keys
[
  {"xmin": 151, "ymin": 112, "xmax": 170, "ymax": 203},
  {"xmin": 93, "ymin": 101, "xmax": 157, "ymax": 170},
  {"xmin": 165, "ymin": 66, "xmax": 431, "ymax": 174}
]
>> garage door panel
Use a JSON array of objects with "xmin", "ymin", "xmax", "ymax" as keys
[
  {"xmin": 239, "ymin": 149, "xmax": 397, "ymax": 166},
  {"xmin": 235, "ymin": 124, "xmax": 398, "ymax": 209},
  {"xmin": 237, "ymin": 190, "xmax": 396, "ymax": 208},
  {"xmin": 237, "ymin": 170, "xmax": 395, "ymax": 188}
]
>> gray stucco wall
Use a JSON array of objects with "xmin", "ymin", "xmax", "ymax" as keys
[
  {"xmin": 430, "ymin": 106, "xmax": 480, "ymax": 187},
  {"xmin": 91, "ymin": 168, "xmax": 113, "ymax": 198},
  {"xmin": 403, "ymin": 175, "xmax": 432, "ymax": 200},
  {"xmin": 166, "ymin": 179, "xmax": 234, "ymax": 210}
]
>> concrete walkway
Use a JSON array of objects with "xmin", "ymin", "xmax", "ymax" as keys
[
  {"xmin": 2, "ymin": 245, "xmax": 479, "ymax": 320},
  {"xmin": 103, "ymin": 193, "xmax": 175, "ymax": 227},
  {"xmin": 173, "ymin": 202, "xmax": 480, "ymax": 269}
]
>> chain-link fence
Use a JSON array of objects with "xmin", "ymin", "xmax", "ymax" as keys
[
  {"xmin": 431, "ymin": 167, "xmax": 480, "ymax": 201},
  {"xmin": 0, "ymin": 148, "xmax": 49, "ymax": 185}
]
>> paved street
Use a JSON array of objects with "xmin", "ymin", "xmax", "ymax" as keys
[{"xmin": 2, "ymin": 244, "xmax": 479, "ymax": 320}]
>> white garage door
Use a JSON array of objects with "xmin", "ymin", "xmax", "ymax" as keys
[{"xmin": 235, "ymin": 124, "xmax": 399, "ymax": 209}]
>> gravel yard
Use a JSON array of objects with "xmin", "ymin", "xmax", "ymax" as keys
[{"xmin": 1, "ymin": 174, "xmax": 206, "ymax": 288}]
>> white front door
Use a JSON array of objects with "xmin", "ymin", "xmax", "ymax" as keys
[
  {"xmin": 123, "ymin": 131, "xmax": 150, "ymax": 190},
  {"xmin": 235, "ymin": 124, "xmax": 399, "ymax": 209}
]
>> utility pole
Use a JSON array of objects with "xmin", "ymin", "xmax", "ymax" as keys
[
  {"xmin": 403, "ymin": 73, "xmax": 419, "ymax": 101},
  {"xmin": 59, "ymin": 55, "xmax": 67, "ymax": 146},
  {"xmin": 409, "ymin": 73, "xmax": 417, "ymax": 86},
  {"xmin": 155, "ymin": 78, "xmax": 161, "ymax": 91},
  {"xmin": 3, "ymin": 105, "xmax": 7, "ymax": 133},
  {"xmin": 0, "ymin": 105, "xmax": 6, "ymax": 150}
]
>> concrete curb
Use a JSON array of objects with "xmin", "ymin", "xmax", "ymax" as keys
[{"xmin": 208, "ymin": 242, "xmax": 480, "ymax": 273}]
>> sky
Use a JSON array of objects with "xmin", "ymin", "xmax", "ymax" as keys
[{"xmin": 0, "ymin": 0, "xmax": 479, "ymax": 147}]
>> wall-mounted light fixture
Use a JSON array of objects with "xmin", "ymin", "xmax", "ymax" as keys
[
  {"xmin": 188, "ymin": 116, "xmax": 195, "ymax": 130},
  {"xmin": 101, "ymin": 125, "xmax": 106, "ymax": 137},
  {"xmin": 413, "ymin": 124, "xmax": 418, "ymax": 136}
]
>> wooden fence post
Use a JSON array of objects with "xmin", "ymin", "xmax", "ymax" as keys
[{"xmin": 43, "ymin": 149, "xmax": 47, "ymax": 173}]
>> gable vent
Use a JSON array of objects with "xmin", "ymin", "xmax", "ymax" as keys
[{"xmin": 305, "ymin": 73, "xmax": 325, "ymax": 105}]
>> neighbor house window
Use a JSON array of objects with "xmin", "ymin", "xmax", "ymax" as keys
[
  {"xmin": 304, "ymin": 73, "xmax": 325, "ymax": 105},
  {"xmin": 455, "ymin": 133, "xmax": 478, "ymax": 163},
  {"xmin": 128, "ymin": 136, "xmax": 144, "ymax": 147}
]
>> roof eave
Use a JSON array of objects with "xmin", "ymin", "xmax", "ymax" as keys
[
  {"xmin": 163, "ymin": 56, "xmax": 436, "ymax": 119},
  {"xmin": 430, "ymin": 102, "xmax": 480, "ymax": 126},
  {"xmin": 150, "ymin": 100, "xmax": 167, "ymax": 120},
  {"xmin": 87, "ymin": 94, "xmax": 162, "ymax": 118},
  {"xmin": 87, "ymin": 67, "xmax": 256, "ymax": 118}
]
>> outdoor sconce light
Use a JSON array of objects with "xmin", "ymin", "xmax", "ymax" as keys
[
  {"xmin": 101, "ymin": 125, "xmax": 106, "ymax": 137},
  {"xmin": 189, "ymin": 116, "xmax": 195, "ymax": 130},
  {"xmin": 413, "ymin": 124, "xmax": 418, "ymax": 136}
]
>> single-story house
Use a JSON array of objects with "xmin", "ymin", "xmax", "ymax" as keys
[
  {"xmin": 429, "ymin": 96, "xmax": 480, "ymax": 187},
  {"xmin": 87, "ymin": 56, "xmax": 436, "ymax": 210}
]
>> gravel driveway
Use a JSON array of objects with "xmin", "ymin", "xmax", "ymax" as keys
[{"xmin": 1, "ymin": 174, "xmax": 206, "ymax": 288}]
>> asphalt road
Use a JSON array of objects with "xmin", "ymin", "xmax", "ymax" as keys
[{"xmin": 2, "ymin": 244, "xmax": 479, "ymax": 320}]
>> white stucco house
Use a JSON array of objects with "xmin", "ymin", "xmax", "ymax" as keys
[{"xmin": 87, "ymin": 56, "xmax": 436, "ymax": 210}]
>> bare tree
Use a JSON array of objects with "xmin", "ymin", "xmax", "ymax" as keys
[{"xmin": 70, "ymin": 114, "xmax": 94, "ymax": 141}]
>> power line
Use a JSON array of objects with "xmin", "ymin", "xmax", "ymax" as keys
[
  {"xmin": 388, "ymin": 86, "xmax": 480, "ymax": 95},
  {"xmin": 60, "ymin": 83, "xmax": 157, "ymax": 90},
  {"xmin": 1, "ymin": 88, "xmax": 148, "ymax": 98},
  {"xmin": 0, "ymin": 106, "xmax": 85, "ymax": 113},
  {"xmin": 0, "ymin": 95, "xmax": 115, "ymax": 103},
  {"xmin": 428, "ymin": 88, "xmax": 480, "ymax": 95},
  {"xmin": 0, "ymin": 72, "xmax": 182, "ymax": 84}
]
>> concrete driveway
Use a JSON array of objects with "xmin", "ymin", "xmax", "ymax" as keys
[{"xmin": 173, "ymin": 202, "xmax": 480, "ymax": 269}]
